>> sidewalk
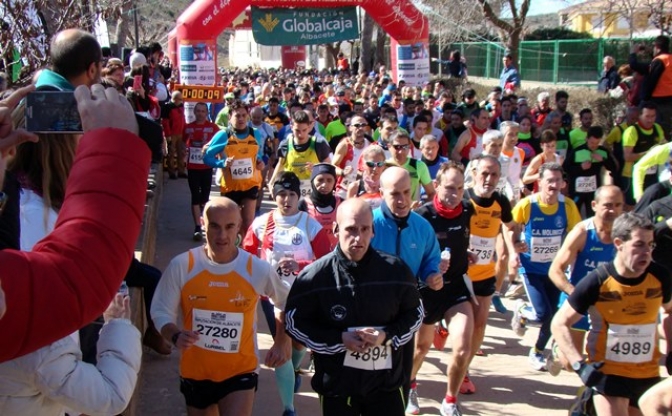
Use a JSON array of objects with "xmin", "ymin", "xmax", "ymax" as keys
[{"xmin": 137, "ymin": 175, "xmax": 582, "ymax": 415}]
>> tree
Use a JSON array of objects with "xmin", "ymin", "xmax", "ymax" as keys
[
  {"xmin": 475, "ymin": 0, "xmax": 531, "ymax": 63},
  {"xmin": 359, "ymin": 12, "xmax": 375, "ymax": 74},
  {"xmin": 646, "ymin": 0, "xmax": 672, "ymax": 35},
  {"xmin": 525, "ymin": 27, "xmax": 593, "ymax": 40}
]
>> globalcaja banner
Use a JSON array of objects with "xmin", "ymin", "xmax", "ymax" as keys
[{"xmin": 251, "ymin": 7, "xmax": 359, "ymax": 46}]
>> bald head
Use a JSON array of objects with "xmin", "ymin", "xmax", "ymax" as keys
[
  {"xmin": 380, "ymin": 166, "xmax": 410, "ymax": 190},
  {"xmin": 594, "ymin": 185, "xmax": 622, "ymax": 203},
  {"xmin": 50, "ymin": 29, "xmax": 101, "ymax": 85},
  {"xmin": 204, "ymin": 197, "xmax": 241, "ymax": 225},
  {"xmin": 336, "ymin": 198, "xmax": 374, "ymax": 262},
  {"xmin": 593, "ymin": 185, "xmax": 623, "ymax": 224}
]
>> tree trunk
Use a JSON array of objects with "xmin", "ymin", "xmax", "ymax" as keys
[
  {"xmin": 115, "ymin": 13, "xmax": 130, "ymax": 49},
  {"xmin": 506, "ymin": 28, "xmax": 521, "ymax": 66},
  {"xmin": 360, "ymin": 12, "xmax": 374, "ymax": 74},
  {"xmin": 324, "ymin": 42, "xmax": 341, "ymax": 69},
  {"xmin": 375, "ymin": 24, "xmax": 386, "ymax": 69}
]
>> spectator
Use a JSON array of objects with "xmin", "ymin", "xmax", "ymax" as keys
[
  {"xmin": 499, "ymin": 53, "xmax": 521, "ymax": 92},
  {"xmin": 531, "ymin": 92, "xmax": 552, "ymax": 126},
  {"xmin": 641, "ymin": 35, "xmax": 672, "ymax": 140},
  {"xmin": 597, "ymin": 55, "xmax": 620, "ymax": 93}
]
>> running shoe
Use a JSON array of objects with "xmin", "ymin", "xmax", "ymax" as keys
[
  {"xmin": 529, "ymin": 348, "xmax": 547, "ymax": 371},
  {"xmin": 440, "ymin": 400, "xmax": 463, "ymax": 416},
  {"xmin": 193, "ymin": 226, "xmax": 203, "ymax": 242},
  {"xmin": 546, "ymin": 342, "xmax": 563, "ymax": 376},
  {"xmin": 505, "ymin": 282, "xmax": 526, "ymax": 298},
  {"xmin": 459, "ymin": 375, "xmax": 476, "ymax": 395},
  {"xmin": 433, "ymin": 321, "xmax": 449, "ymax": 350},
  {"xmin": 511, "ymin": 299, "xmax": 527, "ymax": 337},
  {"xmin": 406, "ymin": 387, "xmax": 420, "ymax": 415},
  {"xmin": 491, "ymin": 295, "xmax": 508, "ymax": 313}
]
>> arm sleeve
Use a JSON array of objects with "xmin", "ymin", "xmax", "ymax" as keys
[
  {"xmin": 263, "ymin": 265, "xmax": 289, "ymax": 311},
  {"xmin": 622, "ymin": 126, "xmax": 638, "ymax": 148},
  {"xmin": 254, "ymin": 129, "xmax": 264, "ymax": 160},
  {"xmin": 511, "ymin": 197, "xmax": 531, "ymax": 225},
  {"xmin": 419, "ymin": 222, "xmax": 441, "ymax": 282},
  {"xmin": 308, "ymin": 228, "xmax": 332, "ymax": 261},
  {"xmin": 316, "ymin": 140, "xmax": 332, "ymax": 162},
  {"xmin": 203, "ymin": 130, "xmax": 228, "ymax": 168},
  {"xmin": 284, "ymin": 270, "xmax": 347, "ymax": 354},
  {"xmin": 383, "ymin": 265, "xmax": 424, "ymax": 350},
  {"xmin": 150, "ymin": 255, "xmax": 187, "ymax": 331},
  {"xmin": 642, "ymin": 59, "xmax": 665, "ymax": 100},
  {"xmin": 0, "ymin": 128, "xmax": 150, "ymax": 363},
  {"xmin": 418, "ymin": 161, "xmax": 432, "ymax": 185},
  {"xmin": 567, "ymin": 271, "xmax": 602, "ymax": 315},
  {"xmin": 511, "ymin": 70, "xmax": 521, "ymax": 88},
  {"xmin": 564, "ymin": 199, "xmax": 582, "ymax": 230},
  {"xmin": 605, "ymin": 126, "xmax": 622, "ymax": 146},
  {"xmin": 498, "ymin": 194, "xmax": 514, "ymax": 223},
  {"xmin": 34, "ymin": 320, "xmax": 142, "ymax": 415},
  {"xmin": 633, "ymin": 144, "xmax": 671, "ymax": 201},
  {"xmin": 602, "ymin": 147, "xmax": 620, "ymax": 174}
]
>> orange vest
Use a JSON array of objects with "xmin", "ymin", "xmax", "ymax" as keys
[
  {"xmin": 221, "ymin": 127, "xmax": 262, "ymax": 192},
  {"xmin": 467, "ymin": 196, "xmax": 504, "ymax": 281},
  {"xmin": 179, "ymin": 249, "xmax": 259, "ymax": 381},
  {"xmin": 652, "ymin": 54, "xmax": 672, "ymax": 98}
]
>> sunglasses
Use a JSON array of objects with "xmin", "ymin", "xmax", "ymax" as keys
[
  {"xmin": 365, "ymin": 161, "xmax": 385, "ymax": 168},
  {"xmin": 351, "ymin": 123, "xmax": 368, "ymax": 128},
  {"xmin": 392, "ymin": 144, "xmax": 409, "ymax": 150}
]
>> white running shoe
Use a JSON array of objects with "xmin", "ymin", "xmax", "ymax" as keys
[
  {"xmin": 529, "ymin": 348, "xmax": 547, "ymax": 371},
  {"xmin": 406, "ymin": 387, "xmax": 420, "ymax": 415},
  {"xmin": 440, "ymin": 400, "xmax": 463, "ymax": 416},
  {"xmin": 511, "ymin": 299, "xmax": 527, "ymax": 337},
  {"xmin": 546, "ymin": 342, "xmax": 563, "ymax": 376}
]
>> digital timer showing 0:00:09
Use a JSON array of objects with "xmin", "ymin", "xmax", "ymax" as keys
[{"xmin": 180, "ymin": 87, "xmax": 222, "ymax": 101}]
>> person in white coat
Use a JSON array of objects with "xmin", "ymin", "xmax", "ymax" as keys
[{"xmin": 0, "ymin": 293, "xmax": 142, "ymax": 415}]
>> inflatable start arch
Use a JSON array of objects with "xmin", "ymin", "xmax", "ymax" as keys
[{"xmin": 169, "ymin": 0, "xmax": 430, "ymax": 87}]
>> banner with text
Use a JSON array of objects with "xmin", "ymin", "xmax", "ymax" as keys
[
  {"xmin": 179, "ymin": 39, "xmax": 216, "ymax": 123},
  {"xmin": 251, "ymin": 7, "xmax": 359, "ymax": 46}
]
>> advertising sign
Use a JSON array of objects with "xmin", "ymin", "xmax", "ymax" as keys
[
  {"xmin": 394, "ymin": 41, "xmax": 430, "ymax": 87},
  {"xmin": 178, "ymin": 39, "xmax": 217, "ymax": 122},
  {"xmin": 251, "ymin": 7, "xmax": 359, "ymax": 46}
]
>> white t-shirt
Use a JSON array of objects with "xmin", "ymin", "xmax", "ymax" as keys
[{"xmin": 20, "ymin": 189, "xmax": 58, "ymax": 251}]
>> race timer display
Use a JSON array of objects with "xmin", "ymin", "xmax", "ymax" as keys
[{"xmin": 173, "ymin": 85, "xmax": 225, "ymax": 103}]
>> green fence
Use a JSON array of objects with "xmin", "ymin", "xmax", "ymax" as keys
[{"xmin": 432, "ymin": 38, "xmax": 652, "ymax": 85}]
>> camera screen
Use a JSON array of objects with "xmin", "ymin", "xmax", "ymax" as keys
[{"xmin": 25, "ymin": 91, "xmax": 82, "ymax": 133}]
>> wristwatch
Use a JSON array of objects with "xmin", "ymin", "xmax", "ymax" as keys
[
  {"xmin": 383, "ymin": 332, "xmax": 393, "ymax": 347},
  {"xmin": 171, "ymin": 331, "xmax": 181, "ymax": 346},
  {"xmin": 571, "ymin": 360, "xmax": 585, "ymax": 373}
]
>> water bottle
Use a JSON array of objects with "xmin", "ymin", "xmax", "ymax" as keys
[
  {"xmin": 441, "ymin": 247, "xmax": 451, "ymax": 261},
  {"xmin": 118, "ymin": 281, "xmax": 129, "ymax": 297}
]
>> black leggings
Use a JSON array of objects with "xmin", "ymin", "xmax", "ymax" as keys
[
  {"xmin": 321, "ymin": 388, "xmax": 406, "ymax": 416},
  {"xmin": 188, "ymin": 168, "xmax": 213, "ymax": 206},
  {"xmin": 573, "ymin": 194, "xmax": 594, "ymax": 218}
]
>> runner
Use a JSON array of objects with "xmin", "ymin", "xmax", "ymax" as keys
[
  {"xmin": 551, "ymin": 212, "xmax": 672, "ymax": 416},
  {"xmin": 409, "ymin": 162, "xmax": 476, "ymax": 416},
  {"xmin": 451, "ymin": 109, "xmax": 489, "ymax": 166},
  {"xmin": 462, "ymin": 154, "xmax": 522, "ymax": 392},
  {"xmin": 299, "ymin": 163, "xmax": 342, "ymax": 250},
  {"xmin": 346, "ymin": 145, "xmax": 386, "ymax": 209},
  {"xmin": 242, "ymin": 172, "xmax": 331, "ymax": 416},
  {"xmin": 284, "ymin": 198, "xmax": 423, "ymax": 416},
  {"xmin": 511, "ymin": 163, "xmax": 581, "ymax": 371},
  {"xmin": 522, "ymin": 130, "xmax": 564, "ymax": 191},
  {"xmin": 547, "ymin": 185, "xmax": 623, "ymax": 375},
  {"xmin": 268, "ymin": 110, "xmax": 332, "ymax": 200},
  {"xmin": 387, "ymin": 132, "xmax": 435, "ymax": 204},
  {"xmin": 332, "ymin": 115, "xmax": 371, "ymax": 199},
  {"xmin": 183, "ymin": 102, "xmax": 219, "ymax": 241},
  {"xmin": 204, "ymin": 100, "xmax": 265, "ymax": 236},
  {"xmin": 151, "ymin": 197, "xmax": 292, "ymax": 416}
]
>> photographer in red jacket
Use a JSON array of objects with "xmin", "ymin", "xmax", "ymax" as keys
[{"xmin": 0, "ymin": 83, "xmax": 151, "ymax": 362}]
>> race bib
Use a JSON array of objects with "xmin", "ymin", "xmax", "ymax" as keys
[
  {"xmin": 189, "ymin": 147, "xmax": 204, "ymax": 165},
  {"xmin": 299, "ymin": 180, "xmax": 312, "ymax": 198},
  {"xmin": 645, "ymin": 165, "xmax": 658, "ymax": 175},
  {"xmin": 575, "ymin": 175, "xmax": 597, "ymax": 193},
  {"xmin": 530, "ymin": 236, "xmax": 561, "ymax": 263},
  {"xmin": 192, "ymin": 308, "xmax": 243, "ymax": 353},
  {"xmin": 605, "ymin": 323, "xmax": 656, "ymax": 363},
  {"xmin": 343, "ymin": 327, "xmax": 391, "ymax": 371},
  {"xmin": 231, "ymin": 158, "xmax": 253, "ymax": 180},
  {"xmin": 470, "ymin": 235, "xmax": 496, "ymax": 265}
]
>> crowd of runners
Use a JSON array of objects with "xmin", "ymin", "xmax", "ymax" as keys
[{"xmin": 1, "ymin": 28, "xmax": 672, "ymax": 416}]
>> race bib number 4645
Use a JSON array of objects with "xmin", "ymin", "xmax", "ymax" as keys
[{"xmin": 192, "ymin": 308, "xmax": 243, "ymax": 353}]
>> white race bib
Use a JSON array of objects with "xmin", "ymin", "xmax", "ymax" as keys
[
  {"xmin": 343, "ymin": 327, "xmax": 391, "ymax": 371},
  {"xmin": 469, "ymin": 235, "xmax": 496, "ymax": 265},
  {"xmin": 189, "ymin": 147, "xmax": 204, "ymax": 165},
  {"xmin": 192, "ymin": 308, "xmax": 243, "ymax": 353},
  {"xmin": 230, "ymin": 158, "xmax": 253, "ymax": 180},
  {"xmin": 299, "ymin": 180, "xmax": 312, "ymax": 198},
  {"xmin": 530, "ymin": 236, "xmax": 561, "ymax": 263},
  {"xmin": 605, "ymin": 323, "xmax": 656, "ymax": 363},
  {"xmin": 575, "ymin": 175, "xmax": 597, "ymax": 193}
]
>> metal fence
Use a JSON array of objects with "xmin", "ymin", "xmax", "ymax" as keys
[{"xmin": 430, "ymin": 38, "xmax": 652, "ymax": 85}]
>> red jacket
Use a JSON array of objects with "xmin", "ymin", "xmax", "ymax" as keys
[
  {"xmin": 0, "ymin": 128, "xmax": 150, "ymax": 362},
  {"xmin": 163, "ymin": 104, "xmax": 186, "ymax": 137}
]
